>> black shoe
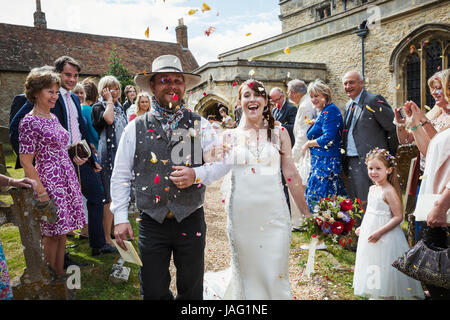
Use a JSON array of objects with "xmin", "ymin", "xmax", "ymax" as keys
[
  {"xmin": 64, "ymin": 253, "xmax": 88, "ymax": 269},
  {"xmin": 91, "ymin": 244, "xmax": 119, "ymax": 256},
  {"xmin": 291, "ymin": 228, "xmax": 300, "ymax": 233}
]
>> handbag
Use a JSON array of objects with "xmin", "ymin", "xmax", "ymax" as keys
[
  {"xmin": 68, "ymin": 139, "xmax": 91, "ymax": 159},
  {"xmin": 392, "ymin": 239, "xmax": 450, "ymax": 289}
]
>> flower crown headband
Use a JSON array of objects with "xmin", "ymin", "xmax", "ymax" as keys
[{"xmin": 366, "ymin": 147, "xmax": 397, "ymax": 167}]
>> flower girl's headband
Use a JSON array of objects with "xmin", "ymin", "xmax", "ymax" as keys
[{"xmin": 366, "ymin": 147, "xmax": 397, "ymax": 167}]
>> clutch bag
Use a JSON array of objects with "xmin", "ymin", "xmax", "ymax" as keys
[
  {"xmin": 392, "ymin": 239, "xmax": 450, "ymax": 289},
  {"xmin": 68, "ymin": 139, "xmax": 91, "ymax": 159}
]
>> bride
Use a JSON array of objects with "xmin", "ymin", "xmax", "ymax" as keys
[{"xmin": 197, "ymin": 79, "xmax": 311, "ymax": 299}]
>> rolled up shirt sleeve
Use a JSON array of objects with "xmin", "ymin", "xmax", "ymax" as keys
[{"xmin": 110, "ymin": 120, "xmax": 136, "ymax": 225}]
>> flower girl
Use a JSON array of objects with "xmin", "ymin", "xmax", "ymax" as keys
[{"xmin": 353, "ymin": 148, "xmax": 425, "ymax": 300}]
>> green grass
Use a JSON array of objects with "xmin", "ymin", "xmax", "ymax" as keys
[
  {"xmin": 0, "ymin": 145, "xmax": 141, "ymax": 300},
  {"xmin": 291, "ymin": 232, "xmax": 364, "ymax": 300}
]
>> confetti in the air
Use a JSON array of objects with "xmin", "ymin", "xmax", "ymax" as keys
[{"xmin": 144, "ymin": 26, "xmax": 149, "ymax": 38}]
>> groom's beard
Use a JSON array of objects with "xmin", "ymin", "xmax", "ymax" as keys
[{"xmin": 154, "ymin": 89, "xmax": 184, "ymax": 109}]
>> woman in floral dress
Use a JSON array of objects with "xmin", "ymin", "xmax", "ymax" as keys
[{"xmin": 19, "ymin": 69, "xmax": 86, "ymax": 277}]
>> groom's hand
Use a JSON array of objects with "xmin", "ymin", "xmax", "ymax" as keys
[
  {"xmin": 170, "ymin": 166, "xmax": 196, "ymax": 189},
  {"xmin": 114, "ymin": 222, "xmax": 134, "ymax": 251}
]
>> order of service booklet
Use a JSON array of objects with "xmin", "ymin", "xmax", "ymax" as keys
[{"xmin": 111, "ymin": 240, "xmax": 143, "ymax": 267}]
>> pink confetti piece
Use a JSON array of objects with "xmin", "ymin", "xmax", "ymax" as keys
[{"xmin": 154, "ymin": 174, "xmax": 160, "ymax": 184}]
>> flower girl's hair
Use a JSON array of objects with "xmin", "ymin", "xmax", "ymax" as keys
[{"xmin": 366, "ymin": 148, "xmax": 402, "ymax": 202}]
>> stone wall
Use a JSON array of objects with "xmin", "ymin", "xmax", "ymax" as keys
[
  {"xmin": 221, "ymin": 0, "xmax": 450, "ymax": 111},
  {"xmin": 280, "ymin": 0, "xmax": 374, "ymax": 33},
  {"xmin": 0, "ymin": 71, "xmax": 27, "ymax": 125},
  {"xmin": 0, "ymin": 72, "xmax": 96, "ymax": 126}
]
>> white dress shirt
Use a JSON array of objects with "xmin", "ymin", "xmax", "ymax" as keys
[{"xmin": 110, "ymin": 115, "xmax": 220, "ymax": 225}]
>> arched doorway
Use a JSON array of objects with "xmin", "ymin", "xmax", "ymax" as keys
[{"xmin": 195, "ymin": 94, "xmax": 232, "ymax": 121}]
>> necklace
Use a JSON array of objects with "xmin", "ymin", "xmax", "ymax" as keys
[{"xmin": 33, "ymin": 107, "xmax": 52, "ymax": 119}]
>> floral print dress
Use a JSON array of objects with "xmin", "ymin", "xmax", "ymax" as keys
[{"xmin": 19, "ymin": 114, "xmax": 86, "ymax": 236}]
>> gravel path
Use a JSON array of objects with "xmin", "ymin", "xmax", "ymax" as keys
[{"xmin": 168, "ymin": 178, "xmax": 326, "ymax": 299}]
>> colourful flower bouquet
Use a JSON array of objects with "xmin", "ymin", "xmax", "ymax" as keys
[{"xmin": 303, "ymin": 196, "xmax": 363, "ymax": 248}]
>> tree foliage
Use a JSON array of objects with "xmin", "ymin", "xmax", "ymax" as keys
[{"xmin": 103, "ymin": 45, "xmax": 135, "ymax": 103}]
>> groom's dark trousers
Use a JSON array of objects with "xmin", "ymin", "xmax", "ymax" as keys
[{"xmin": 138, "ymin": 207, "xmax": 206, "ymax": 300}]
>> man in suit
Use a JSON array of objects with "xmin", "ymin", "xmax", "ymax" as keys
[
  {"xmin": 342, "ymin": 70, "xmax": 398, "ymax": 211},
  {"xmin": 270, "ymin": 87, "xmax": 298, "ymax": 146},
  {"xmin": 9, "ymin": 94, "xmax": 28, "ymax": 169},
  {"xmin": 270, "ymin": 87, "xmax": 298, "ymax": 212},
  {"xmin": 9, "ymin": 56, "xmax": 116, "ymax": 257}
]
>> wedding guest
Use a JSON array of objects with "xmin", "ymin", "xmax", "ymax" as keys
[
  {"xmin": 19, "ymin": 69, "xmax": 86, "ymax": 276},
  {"xmin": 219, "ymin": 107, "xmax": 234, "ymax": 129},
  {"xmin": 395, "ymin": 69, "xmax": 450, "ymax": 242},
  {"xmin": 122, "ymin": 84, "xmax": 137, "ymax": 114},
  {"xmin": 111, "ymin": 54, "xmax": 215, "ymax": 300},
  {"xmin": 92, "ymin": 76, "xmax": 128, "ymax": 247},
  {"xmin": 81, "ymin": 78, "xmax": 100, "ymax": 152},
  {"xmin": 270, "ymin": 87, "xmax": 298, "ymax": 145},
  {"xmin": 10, "ymin": 56, "xmax": 115, "ymax": 257},
  {"xmin": 207, "ymin": 115, "xmax": 222, "ymax": 131},
  {"xmin": 302, "ymin": 79, "xmax": 347, "ymax": 212},
  {"xmin": 288, "ymin": 79, "xmax": 316, "ymax": 231},
  {"xmin": 0, "ymin": 175, "xmax": 36, "ymax": 300},
  {"xmin": 128, "ymin": 92, "xmax": 151, "ymax": 122},
  {"xmin": 404, "ymin": 101, "xmax": 449, "ymax": 299},
  {"xmin": 341, "ymin": 71, "xmax": 398, "ymax": 211}
]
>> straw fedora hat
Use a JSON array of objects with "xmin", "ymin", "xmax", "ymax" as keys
[{"xmin": 134, "ymin": 55, "xmax": 201, "ymax": 94}]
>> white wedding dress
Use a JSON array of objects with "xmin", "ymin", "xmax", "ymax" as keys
[{"xmin": 204, "ymin": 127, "xmax": 292, "ymax": 300}]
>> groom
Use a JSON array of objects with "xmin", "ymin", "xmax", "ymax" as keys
[{"xmin": 111, "ymin": 55, "xmax": 217, "ymax": 300}]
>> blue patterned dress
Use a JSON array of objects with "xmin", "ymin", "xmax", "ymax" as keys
[
  {"xmin": 305, "ymin": 103, "xmax": 347, "ymax": 211},
  {"xmin": 0, "ymin": 238, "xmax": 13, "ymax": 300}
]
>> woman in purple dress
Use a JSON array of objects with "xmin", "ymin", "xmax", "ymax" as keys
[{"xmin": 19, "ymin": 69, "xmax": 86, "ymax": 276}]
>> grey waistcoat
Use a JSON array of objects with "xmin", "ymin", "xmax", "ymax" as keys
[{"xmin": 134, "ymin": 111, "xmax": 206, "ymax": 223}]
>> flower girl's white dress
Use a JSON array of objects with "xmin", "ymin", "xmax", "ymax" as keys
[{"xmin": 353, "ymin": 185, "xmax": 425, "ymax": 299}]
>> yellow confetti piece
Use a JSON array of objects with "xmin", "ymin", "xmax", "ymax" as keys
[
  {"xmin": 366, "ymin": 105, "xmax": 375, "ymax": 112},
  {"xmin": 201, "ymin": 3, "xmax": 211, "ymax": 12},
  {"xmin": 144, "ymin": 26, "xmax": 149, "ymax": 38},
  {"xmin": 161, "ymin": 159, "xmax": 168, "ymax": 165},
  {"xmin": 284, "ymin": 47, "xmax": 290, "ymax": 54},
  {"xmin": 150, "ymin": 152, "xmax": 157, "ymax": 164},
  {"xmin": 188, "ymin": 9, "xmax": 198, "ymax": 15},
  {"xmin": 245, "ymin": 33, "xmax": 252, "ymax": 37},
  {"xmin": 394, "ymin": 84, "xmax": 401, "ymax": 90}
]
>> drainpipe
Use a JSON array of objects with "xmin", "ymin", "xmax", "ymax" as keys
[{"xmin": 355, "ymin": 20, "xmax": 369, "ymax": 79}]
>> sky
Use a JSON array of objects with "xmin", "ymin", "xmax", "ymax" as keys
[{"xmin": 0, "ymin": 0, "xmax": 282, "ymax": 67}]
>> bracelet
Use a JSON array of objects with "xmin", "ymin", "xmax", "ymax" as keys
[
  {"xmin": 420, "ymin": 119, "xmax": 431, "ymax": 126},
  {"xmin": 409, "ymin": 123, "xmax": 423, "ymax": 131},
  {"xmin": 393, "ymin": 120, "xmax": 406, "ymax": 128}
]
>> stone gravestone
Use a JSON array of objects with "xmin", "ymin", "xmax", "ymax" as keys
[{"xmin": 0, "ymin": 187, "xmax": 70, "ymax": 300}]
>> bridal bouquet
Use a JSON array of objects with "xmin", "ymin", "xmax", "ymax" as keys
[{"xmin": 303, "ymin": 196, "xmax": 363, "ymax": 248}]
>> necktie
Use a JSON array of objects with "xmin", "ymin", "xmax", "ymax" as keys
[
  {"xmin": 65, "ymin": 92, "xmax": 82, "ymax": 144},
  {"xmin": 345, "ymin": 102, "xmax": 357, "ymax": 129}
]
